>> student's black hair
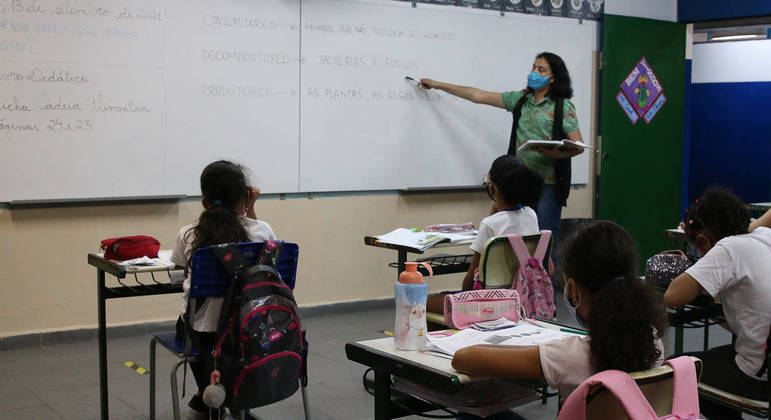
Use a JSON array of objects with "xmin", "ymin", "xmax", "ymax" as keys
[
  {"xmin": 684, "ymin": 186, "xmax": 749, "ymax": 243},
  {"xmin": 561, "ymin": 220, "xmax": 668, "ymax": 373},
  {"xmin": 488, "ymin": 155, "xmax": 544, "ymax": 210},
  {"xmin": 188, "ymin": 160, "xmax": 250, "ymax": 264},
  {"xmin": 526, "ymin": 52, "xmax": 573, "ymax": 100}
]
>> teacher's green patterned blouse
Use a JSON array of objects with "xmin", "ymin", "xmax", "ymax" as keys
[{"xmin": 501, "ymin": 90, "xmax": 579, "ymax": 184}]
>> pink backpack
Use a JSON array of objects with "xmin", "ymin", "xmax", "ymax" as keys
[
  {"xmin": 558, "ymin": 356, "xmax": 701, "ymax": 420},
  {"xmin": 443, "ymin": 289, "xmax": 522, "ymax": 329},
  {"xmin": 508, "ymin": 231, "xmax": 555, "ymax": 320}
]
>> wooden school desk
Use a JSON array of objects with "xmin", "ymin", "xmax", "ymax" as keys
[
  {"xmin": 363, "ymin": 235, "xmax": 474, "ymax": 280},
  {"xmin": 87, "ymin": 253, "xmax": 184, "ymax": 420},
  {"xmin": 346, "ymin": 319, "xmax": 572, "ymax": 420}
]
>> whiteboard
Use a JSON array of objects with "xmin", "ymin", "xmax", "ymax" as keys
[
  {"xmin": 300, "ymin": 0, "xmax": 596, "ymax": 191},
  {"xmin": 0, "ymin": 0, "xmax": 301, "ymax": 201},
  {"xmin": 0, "ymin": 0, "xmax": 596, "ymax": 202}
]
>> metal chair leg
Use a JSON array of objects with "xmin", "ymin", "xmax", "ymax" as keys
[
  {"xmin": 170, "ymin": 359, "xmax": 185, "ymax": 420},
  {"xmin": 301, "ymin": 380, "xmax": 311, "ymax": 420},
  {"xmin": 149, "ymin": 338, "xmax": 157, "ymax": 420}
]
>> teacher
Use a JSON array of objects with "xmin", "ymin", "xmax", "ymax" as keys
[{"xmin": 421, "ymin": 52, "xmax": 584, "ymax": 279}]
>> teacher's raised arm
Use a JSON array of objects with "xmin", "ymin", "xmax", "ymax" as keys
[
  {"xmin": 419, "ymin": 78, "xmax": 505, "ymax": 109},
  {"xmin": 421, "ymin": 51, "xmax": 585, "ymax": 288}
]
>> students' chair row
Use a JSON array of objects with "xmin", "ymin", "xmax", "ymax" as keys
[
  {"xmin": 425, "ymin": 232, "xmax": 553, "ymax": 327},
  {"xmin": 149, "ymin": 241, "xmax": 310, "ymax": 420},
  {"xmin": 579, "ymin": 356, "xmax": 703, "ymax": 419},
  {"xmin": 697, "ymin": 327, "xmax": 770, "ymax": 418}
]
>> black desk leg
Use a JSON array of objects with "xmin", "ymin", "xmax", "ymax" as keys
[
  {"xmin": 674, "ymin": 307, "xmax": 684, "ymax": 354},
  {"xmin": 397, "ymin": 250, "xmax": 406, "ymax": 282},
  {"xmin": 703, "ymin": 316, "xmax": 710, "ymax": 351},
  {"xmin": 374, "ymin": 368, "xmax": 392, "ymax": 420},
  {"xmin": 98, "ymin": 270, "xmax": 108, "ymax": 420}
]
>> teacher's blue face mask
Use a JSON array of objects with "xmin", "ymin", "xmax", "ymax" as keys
[{"xmin": 527, "ymin": 71, "xmax": 551, "ymax": 90}]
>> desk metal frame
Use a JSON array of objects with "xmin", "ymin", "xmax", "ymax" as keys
[
  {"xmin": 88, "ymin": 254, "xmax": 183, "ymax": 420},
  {"xmin": 363, "ymin": 236, "xmax": 473, "ymax": 279}
]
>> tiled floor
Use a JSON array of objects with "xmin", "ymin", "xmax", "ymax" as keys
[{"xmin": 0, "ymin": 294, "xmax": 751, "ymax": 420}]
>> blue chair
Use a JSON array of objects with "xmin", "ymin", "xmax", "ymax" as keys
[{"xmin": 149, "ymin": 241, "xmax": 310, "ymax": 420}]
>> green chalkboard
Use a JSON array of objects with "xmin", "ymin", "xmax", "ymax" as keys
[{"xmin": 598, "ymin": 15, "xmax": 686, "ymax": 269}]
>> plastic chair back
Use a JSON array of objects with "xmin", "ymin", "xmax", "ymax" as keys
[
  {"xmin": 479, "ymin": 233, "xmax": 551, "ymax": 289},
  {"xmin": 190, "ymin": 242, "xmax": 299, "ymax": 298},
  {"xmin": 560, "ymin": 356, "xmax": 703, "ymax": 420}
]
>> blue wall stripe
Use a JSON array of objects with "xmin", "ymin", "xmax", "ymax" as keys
[
  {"xmin": 679, "ymin": 0, "xmax": 771, "ymax": 22},
  {"xmin": 689, "ymin": 81, "xmax": 771, "ymax": 203}
]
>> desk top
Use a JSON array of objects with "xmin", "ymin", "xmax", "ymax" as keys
[
  {"xmin": 87, "ymin": 251, "xmax": 182, "ymax": 278},
  {"xmin": 663, "ymin": 227, "xmax": 686, "ymax": 242},
  {"xmin": 347, "ymin": 319, "xmax": 567, "ymax": 392},
  {"xmin": 364, "ymin": 236, "xmax": 473, "ymax": 254}
]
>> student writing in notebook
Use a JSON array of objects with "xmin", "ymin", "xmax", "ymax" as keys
[
  {"xmin": 665, "ymin": 188, "xmax": 771, "ymax": 419},
  {"xmin": 426, "ymin": 155, "xmax": 542, "ymax": 314},
  {"xmin": 452, "ymin": 221, "xmax": 667, "ymax": 400},
  {"xmin": 170, "ymin": 160, "xmax": 276, "ymax": 415}
]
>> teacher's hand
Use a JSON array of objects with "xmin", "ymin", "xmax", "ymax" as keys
[{"xmin": 419, "ymin": 78, "xmax": 438, "ymax": 89}]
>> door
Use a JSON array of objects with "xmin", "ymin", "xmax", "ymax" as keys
[{"xmin": 598, "ymin": 14, "xmax": 686, "ymax": 267}]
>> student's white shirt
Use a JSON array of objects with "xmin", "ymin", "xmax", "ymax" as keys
[
  {"xmin": 685, "ymin": 226, "xmax": 771, "ymax": 380},
  {"xmin": 538, "ymin": 335, "xmax": 665, "ymax": 399},
  {"xmin": 171, "ymin": 215, "xmax": 276, "ymax": 332},
  {"xmin": 469, "ymin": 207, "xmax": 539, "ymax": 254}
]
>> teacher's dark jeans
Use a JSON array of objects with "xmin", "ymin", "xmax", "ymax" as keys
[{"xmin": 536, "ymin": 184, "xmax": 562, "ymax": 289}]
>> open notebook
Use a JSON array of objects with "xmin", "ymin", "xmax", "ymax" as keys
[{"xmin": 376, "ymin": 228, "xmax": 476, "ymax": 251}]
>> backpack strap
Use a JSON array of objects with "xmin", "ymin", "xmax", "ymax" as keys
[
  {"xmin": 507, "ymin": 232, "xmax": 551, "ymax": 267},
  {"xmin": 558, "ymin": 370, "xmax": 657, "ymax": 420},
  {"xmin": 507, "ymin": 233, "xmax": 533, "ymax": 270},
  {"xmin": 211, "ymin": 244, "xmax": 249, "ymax": 278},
  {"xmin": 663, "ymin": 356, "xmax": 700, "ymax": 417},
  {"xmin": 211, "ymin": 244, "xmax": 248, "ymax": 350},
  {"xmin": 533, "ymin": 230, "xmax": 552, "ymax": 261}
]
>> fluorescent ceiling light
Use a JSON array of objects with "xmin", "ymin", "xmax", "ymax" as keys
[{"xmin": 709, "ymin": 33, "xmax": 765, "ymax": 41}]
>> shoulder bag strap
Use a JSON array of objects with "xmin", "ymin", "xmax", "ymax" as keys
[
  {"xmin": 552, "ymin": 97, "xmax": 572, "ymax": 207},
  {"xmin": 507, "ymin": 92, "xmax": 529, "ymax": 155}
]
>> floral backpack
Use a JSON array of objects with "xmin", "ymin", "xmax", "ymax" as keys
[{"xmin": 508, "ymin": 231, "xmax": 555, "ymax": 319}]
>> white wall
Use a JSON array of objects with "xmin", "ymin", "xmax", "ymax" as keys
[
  {"xmin": 0, "ymin": 186, "xmax": 595, "ymax": 338},
  {"xmin": 605, "ymin": 0, "xmax": 677, "ymax": 22},
  {"xmin": 692, "ymin": 40, "xmax": 771, "ymax": 83}
]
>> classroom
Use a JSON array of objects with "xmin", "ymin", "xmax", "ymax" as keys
[{"xmin": 0, "ymin": 0, "xmax": 769, "ymax": 419}]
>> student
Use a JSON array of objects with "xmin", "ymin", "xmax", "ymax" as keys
[
  {"xmin": 170, "ymin": 160, "xmax": 276, "ymax": 414},
  {"xmin": 426, "ymin": 155, "xmax": 542, "ymax": 314},
  {"xmin": 452, "ymin": 221, "xmax": 667, "ymax": 400},
  {"xmin": 665, "ymin": 187, "xmax": 771, "ymax": 419}
]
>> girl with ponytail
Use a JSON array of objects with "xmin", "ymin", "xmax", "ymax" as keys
[
  {"xmin": 452, "ymin": 220, "xmax": 667, "ymax": 399},
  {"xmin": 170, "ymin": 160, "xmax": 276, "ymax": 414}
]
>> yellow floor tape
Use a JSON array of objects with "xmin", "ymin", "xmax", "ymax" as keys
[{"xmin": 124, "ymin": 361, "xmax": 149, "ymax": 375}]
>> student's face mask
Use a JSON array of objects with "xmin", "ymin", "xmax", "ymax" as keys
[
  {"xmin": 527, "ymin": 71, "xmax": 551, "ymax": 90},
  {"xmin": 563, "ymin": 280, "xmax": 586, "ymax": 329}
]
